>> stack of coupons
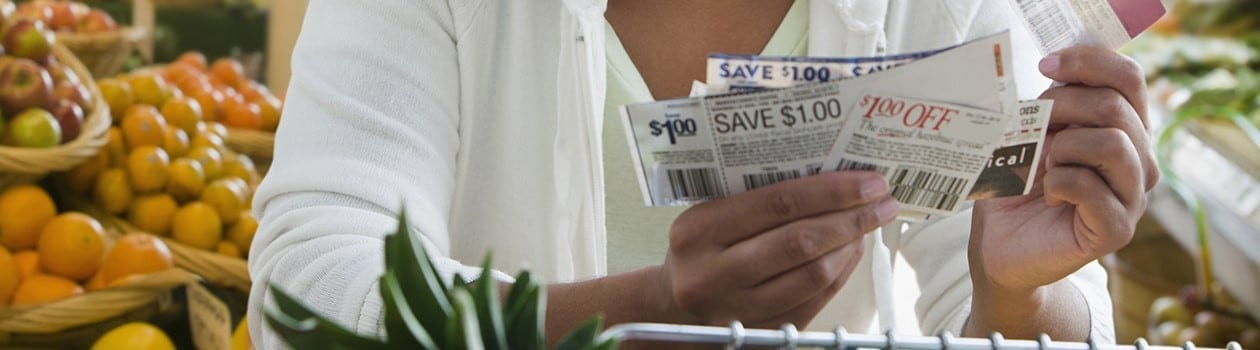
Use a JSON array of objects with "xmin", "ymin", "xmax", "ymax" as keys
[{"xmin": 618, "ymin": 0, "xmax": 1164, "ymax": 220}]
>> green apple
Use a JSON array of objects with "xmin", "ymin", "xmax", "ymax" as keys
[{"xmin": 4, "ymin": 107, "xmax": 60, "ymax": 148}]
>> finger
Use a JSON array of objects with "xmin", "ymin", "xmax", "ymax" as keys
[
  {"xmin": 1042, "ymin": 166, "xmax": 1136, "ymax": 254},
  {"xmin": 751, "ymin": 243, "xmax": 862, "ymax": 327},
  {"xmin": 1040, "ymin": 86, "xmax": 1159, "ymax": 190},
  {"xmin": 1039, "ymin": 46, "xmax": 1148, "ymax": 128},
  {"xmin": 1044, "ymin": 128, "xmax": 1145, "ymax": 207},
  {"xmin": 719, "ymin": 197, "xmax": 896, "ymax": 286},
  {"xmin": 715, "ymin": 241, "xmax": 862, "ymax": 322},
  {"xmin": 673, "ymin": 171, "xmax": 888, "ymax": 248}
]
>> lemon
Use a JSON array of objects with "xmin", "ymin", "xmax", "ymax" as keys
[
  {"xmin": 222, "ymin": 153, "xmax": 260, "ymax": 187},
  {"xmin": 187, "ymin": 146, "xmax": 223, "ymax": 181},
  {"xmin": 167, "ymin": 158, "xmax": 207, "ymax": 203},
  {"xmin": 163, "ymin": 127, "xmax": 190, "ymax": 159},
  {"xmin": 91, "ymin": 322, "xmax": 175, "ymax": 350},
  {"xmin": 94, "ymin": 168, "xmax": 134, "ymax": 215},
  {"xmin": 232, "ymin": 317, "xmax": 252, "ymax": 350},
  {"xmin": 201, "ymin": 179, "xmax": 246, "ymax": 225},
  {"xmin": 228, "ymin": 210, "xmax": 258, "ymax": 254},
  {"xmin": 216, "ymin": 241, "xmax": 241, "ymax": 258}
]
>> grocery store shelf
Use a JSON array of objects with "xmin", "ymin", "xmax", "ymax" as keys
[{"xmin": 1147, "ymin": 117, "xmax": 1260, "ymax": 320}]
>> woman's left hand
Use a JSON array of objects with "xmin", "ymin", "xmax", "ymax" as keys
[{"xmin": 971, "ymin": 45, "xmax": 1159, "ymax": 295}]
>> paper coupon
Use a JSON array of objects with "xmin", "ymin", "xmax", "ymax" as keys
[
  {"xmin": 968, "ymin": 99, "xmax": 1053, "ymax": 200},
  {"xmin": 705, "ymin": 46, "xmax": 950, "ymax": 92},
  {"xmin": 621, "ymin": 32, "xmax": 1015, "ymax": 210},
  {"xmin": 1010, "ymin": 0, "xmax": 1165, "ymax": 55}
]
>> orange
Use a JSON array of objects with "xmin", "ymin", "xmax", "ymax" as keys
[
  {"xmin": 0, "ymin": 247, "xmax": 17, "ymax": 306},
  {"xmin": 227, "ymin": 211, "xmax": 257, "ymax": 254},
  {"xmin": 126, "ymin": 146, "xmax": 171, "ymax": 193},
  {"xmin": 196, "ymin": 121, "xmax": 229, "ymax": 139},
  {"xmin": 66, "ymin": 149, "xmax": 110, "ymax": 194},
  {"xmin": 221, "ymin": 94, "xmax": 262, "ymax": 130},
  {"xmin": 159, "ymin": 96, "xmax": 202, "ymax": 135},
  {"xmin": 252, "ymin": 93, "xmax": 282, "ymax": 133},
  {"xmin": 94, "ymin": 168, "xmax": 134, "ymax": 215},
  {"xmin": 175, "ymin": 51, "xmax": 208, "ymax": 72},
  {"xmin": 97, "ymin": 78, "xmax": 134, "ymax": 122},
  {"xmin": 215, "ymin": 241, "xmax": 241, "ymax": 258},
  {"xmin": 222, "ymin": 153, "xmax": 259, "ymax": 187},
  {"xmin": 85, "ymin": 271, "xmax": 109, "ymax": 291},
  {"xmin": 128, "ymin": 194, "xmax": 178, "ymax": 236},
  {"xmin": 100, "ymin": 233, "xmax": 173, "ymax": 285},
  {"xmin": 121, "ymin": 105, "xmax": 169, "ymax": 150},
  {"xmin": 187, "ymin": 146, "xmax": 224, "ymax": 181},
  {"xmin": 37, "ymin": 213, "xmax": 106, "ymax": 281},
  {"xmin": 11, "ymin": 274, "xmax": 82, "ymax": 306},
  {"xmin": 201, "ymin": 179, "xmax": 246, "ymax": 226},
  {"xmin": 209, "ymin": 58, "xmax": 245, "ymax": 90},
  {"xmin": 91, "ymin": 322, "xmax": 176, "ymax": 350},
  {"xmin": 171, "ymin": 202, "xmax": 222, "ymax": 250},
  {"xmin": 161, "ymin": 62, "xmax": 201, "ymax": 87},
  {"xmin": 163, "ymin": 127, "xmax": 190, "ymax": 158},
  {"xmin": 189, "ymin": 90, "xmax": 222, "ymax": 122},
  {"xmin": 178, "ymin": 75, "xmax": 214, "ymax": 97},
  {"xmin": 0, "ymin": 185, "xmax": 58, "ymax": 251},
  {"xmin": 127, "ymin": 73, "xmax": 174, "ymax": 107},
  {"xmin": 105, "ymin": 127, "xmax": 127, "ymax": 166},
  {"xmin": 167, "ymin": 158, "xmax": 206, "ymax": 203},
  {"xmin": 13, "ymin": 250, "xmax": 40, "ymax": 281}
]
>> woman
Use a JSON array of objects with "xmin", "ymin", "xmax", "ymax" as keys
[{"xmin": 248, "ymin": 0, "xmax": 1157, "ymax": 348}]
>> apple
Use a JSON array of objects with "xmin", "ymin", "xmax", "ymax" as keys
[
  {"xmin": 76, "ymin": 9, "xmax": 116, "ymax": 34},
  {"xmin": 11, "ymin": 2, "xmax": 51, "ymax": 24},
  {"xmin": 3, "ymin": 19, "xmax": 55, "ymax": 61},
  {"xmin": 48, "ymin": 2, "xmax": 87, "ymax": 32},
  {"xmin": 0, "ymin": 58, "xmax": 53, "ymax": 115},
  {"xmin": 48, "ymin": 99, "xmax": 81, "ymax": 143},
  {"xmin": 43, "ymin": 58, "xmax": 80, "ymax": 85},
  {"xmin": 51, "ymin": 81, "xmax": 89, "ymax": 108},
  {"xmin": 4, "ymin": 108, "xmax": 60, "ymax": 148}
]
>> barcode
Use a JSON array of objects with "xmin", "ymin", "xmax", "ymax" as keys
[
  {"xmin": 889, "ymin": 168, "xmax": 970, "ymax": 211},
  {"xmin": 742, "ymin": 170, "xmax": 802, "ymax": 190},
  {"xmin": 806, "ymin": 164, "xmax": 823, "ymax": 176},
  {"xmin": 667, "ymin": 168, "xmax": 722, "ymax": 200},
  {"xmin": 1017, "ymin": 0, "xmax": 1076, "ymax": 52},
  {"xmin": 836, "ymin": 159, "xmax": 890, "ymax": 174}
]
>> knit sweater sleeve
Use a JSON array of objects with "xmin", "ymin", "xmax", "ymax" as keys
[{"xmin": 245, "ymin": 0, "xmax": 502, "ymax": 348}]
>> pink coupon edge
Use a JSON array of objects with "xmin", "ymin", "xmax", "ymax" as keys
[{"xmin": 1108, "ymin": 0, "xmax": 1167, "ymax": 38}]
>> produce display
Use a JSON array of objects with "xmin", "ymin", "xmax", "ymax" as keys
[
  {"xmin": 0, "ymin": 1, "xmax": 96, "ymax": 148},
  {"xmin": 0, "ymin": 184, "xmax": 174, "ymax": 306},
  {"xmin": 65, "ymin": 51, "xmax": 270, "ymax": 259},
  {"xmin": 13, "ymin": 0, "xmax": 118, "ymax": 34},
  {"xmin": 1148, "ymin": 286, "xmax": 1260, "ymax": 348}
]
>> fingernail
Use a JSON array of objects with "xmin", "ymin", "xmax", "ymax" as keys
[
  {"xmin": 860, "ymin": 178, "xmax": 888, "ymax": 199},
  {"xmin": 1039, "ymin": 54, "xmax": 1061, "ymax": 75},
  {"xmin": 876, "ymin": 198, "xmax": 901, "ymax": 222}
]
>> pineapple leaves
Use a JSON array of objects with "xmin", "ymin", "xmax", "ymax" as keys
[{"xmin": 266, "ymin": 209, "xmax": 619, "ymax": 350}]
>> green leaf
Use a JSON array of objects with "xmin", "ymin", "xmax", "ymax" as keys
[
  {"xmin": 384, "ymin": 209, "xmax": 452, "ymax": 343},
  {"xmin": 447, "ymin": 289, "xmax": 486, "ymax": 350},
  {"xmin": 504, "ymin": 270, "xmax": 533, "ymax": 313},
  {"xmin": 585, "ymin": 336, "xmax": 620, "ymax": 350},
  {"xmin": 472, "ymin": 255, "xmax": 509, "ymax": 350},
  {"xmin": 380, "ymin": 270, "xmax": 439, "ymax": 349},
  {"xmin": 505, "ymin": 284, "xmax": 545, "ymax": 350},
  {"xmin": 264, "ymin": 286, "xmax": 390, "ymax": 350},
  {"xmin": 554, "ymin": 316, "xmax": 603, "ymax": 350}
]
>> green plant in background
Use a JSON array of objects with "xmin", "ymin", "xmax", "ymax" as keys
[{"xmin": 264, "ymin": 210, "xmax": 618, "ymax": 350}]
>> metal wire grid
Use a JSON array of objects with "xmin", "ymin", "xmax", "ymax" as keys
[{"xmin": 602, "ymin": 322, "xmax": 1244, "ymax": 350}]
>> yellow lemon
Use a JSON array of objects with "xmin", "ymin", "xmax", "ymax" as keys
[
  {"xmin": 222, "ymin": 153, "xmax": 260, "ymax": 187},
  {"xmin": 105, "ymin": 127, "xmax": 127, "ymax": 166},
  {"xmin": 231, "ymin": 317, "xmax": 251, "ymax": 350},
  {"xmin": 171, "ymin": 202, "xmax": 222, "ymax": 250},
  {"xmin": 97, "ymin": 78, "xmax": 134, "ymax": 122},
  {"xmin": 215, "ymin": 241, "xmax": 241, "ymax": 258},
  {"xmin": 201, "ymin": 179, "xmax": 246, "ymax": 226},
  {"xmin": 163, "ymin": 127, "xmax": 190, "ymax": 159},
  {"xmin": 227, "ymin": 210, "xmax": 257, "ymax": 254},
  {"xmin": 93, "ymin": 168, "xmax": 134, "ymax": 216},
  {"xmin": 91, "ymin": 322, "xmax": 175, "ymax": 350},
  {"xmin": 166, "ymin": 158, "xmax": 206, "ymax": 203},
  {"xmin": 186, "ymin": 146, "xmax": 223, "ymax": 181}
]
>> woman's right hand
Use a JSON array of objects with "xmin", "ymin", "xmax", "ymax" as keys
[{"xmin": 660, "ymin": 171, "xmax": 900, "ymax": 328}]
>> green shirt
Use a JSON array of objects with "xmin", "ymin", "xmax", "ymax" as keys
[{"xmin": 602, "ymin": 0, "xmax": 810, "ymax": 273}]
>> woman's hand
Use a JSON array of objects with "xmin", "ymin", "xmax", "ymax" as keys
[
  {"xmin": 661, "ymin": 171, "xmax": 900, "ymax": 328},
  {"xmin": 967, "ymin": 45, "xmax": 1158, "ymax": 338}
]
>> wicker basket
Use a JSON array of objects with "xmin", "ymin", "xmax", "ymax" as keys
[
  {"xmin": 56, "ymin": 27, "xmax": 146, "ymax": 78},
  {"xmin": 0, "ymin": 268, "xmax": 196, "ymax": 336},
  {"xmin": 0, "ymin": 44, "xmax": 110, "ymax": 190}
]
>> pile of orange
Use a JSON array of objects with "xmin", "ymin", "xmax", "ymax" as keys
[
  {"xmin": 63, "ymin": 51, "xmax": 263, "ymax": 260},
  {"xmin": 0, "ymin": 185, "xmax": 173, "ymax": 307}
]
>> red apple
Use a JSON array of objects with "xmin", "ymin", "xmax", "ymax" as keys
[
  {"xmin": 4, "ymin": 107, "xmax": 60, "ymax": 147},
  {"xmin": 51, "ymin": 81, "xmax": 88, "ymax": 108},
  {"xmin": 11, "ymin": 2, "xmax": 52, "ymax": 24},
  {"xmin": 48, "ymin": 99, "xmax": 81, "ymax": 143},
  {"xmin": 76, "ymin": 9, "xmax": 116, "ymax": 34},
  {"xmin": 3, "ymin": 19, "xmax": 55, "ymax": 61},
  {"xmin": 43, "ymin": 58, "xmax": 80, "ymax": 85},
  {"xmin": 0, "ymin": 58, "xmax": 53, "ymax": 115},
  {"xmin": 48, "ymin": 2, "xmax": 87, "ymax": 32}
]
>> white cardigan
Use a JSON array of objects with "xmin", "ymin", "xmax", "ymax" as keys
[{"xmin": 248, "ymin": 0, "xmax": 1114, "ymax": 347}]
